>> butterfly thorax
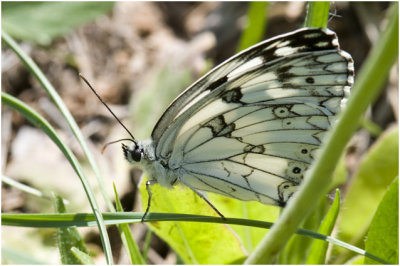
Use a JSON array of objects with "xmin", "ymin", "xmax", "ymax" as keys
[{"xmin": 122, "ymin": 139, "xmax": 179, "ymax": 188}]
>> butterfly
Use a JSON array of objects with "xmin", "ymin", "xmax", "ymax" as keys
[{"xmin": 84, "ymin": 27, "xmax": 354, "ymax": 220}]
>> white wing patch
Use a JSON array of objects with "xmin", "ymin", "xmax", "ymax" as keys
[{"xmin": 227, "ymin": 57, "xmax": 264, "ymax": 79}]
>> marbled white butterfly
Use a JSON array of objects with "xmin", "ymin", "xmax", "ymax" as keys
[{"xmin": 86, "ymin": 27, "xmax": 354, "ymax": 219}]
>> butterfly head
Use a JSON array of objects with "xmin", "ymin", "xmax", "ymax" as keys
[{"xmin": 122, "ymin": 142, "xmax": 143, "ymax": 163}]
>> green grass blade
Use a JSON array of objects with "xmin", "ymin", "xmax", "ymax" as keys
[
  {"xmin": 306, "ymin": 189, "xmax": 340, "ymax": 264},
  {"xmin": 1, "ymin": 212, "xmax": 389, "ymax": 264},
  {"xmin": 2, "ymin": 175, "xmax": 69, "ymax": 204},
  {"xmin": 1, "ymin": 92, "xmax": 113, "ymax": 264},
  {"xmin": 71, "ymin": 247, "xmax": 95, "ymax": 265},
  {"xmin": 244, "ymin": 2, "xmax": 398, "ymax": 264},
  {"xmin": 304, "ymin": 2, "xmax": 330, "ymax": 28},
  {"xmin": 113, "ymin": 184, "xmax": 145, "ymax": 264},
  {"xmin": 360, "ymin": 118, "xmax": 383, "ymax": 137},
  {"xmin": 54, "ymin": 194, "xmax": 90, "ymax": 264},
  {"xmin": 142, "ymin": 229, "xmax": 152, "ymax": 263},
  {"xmin": 237, "ymin": 2, "xmax": 268, "ymax": 51},
  {"xmin": 1, "ymin": 31, "xmax": 115, "ymax": 212}
]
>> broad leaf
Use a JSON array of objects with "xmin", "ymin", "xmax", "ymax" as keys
[{"xmin": 364, "ymin": 178, "xmax": 398, "ymax": 264}]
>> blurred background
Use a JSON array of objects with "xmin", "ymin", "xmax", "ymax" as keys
[{"xmin": 2, "ymin": 2, "xmax": 397, "ymax": 264}]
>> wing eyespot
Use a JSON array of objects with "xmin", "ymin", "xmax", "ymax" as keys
[
  {"xmin": 306, "ymin": 77, "xmax": 315, "ymax": 84},
  {"xmin": 273, "ymin": 106, "xmax": 291, "ymax": 118},
  {"xmin": 278, "ymin": 181, "xmax": 298, "ymax": 205},
  {"xmin": 292, "ymin": 167, "xmax": 301, "ymax": 174},
  {"xmin": 287, "ymin": 161, "xmax": 308, "ymax": 182}
]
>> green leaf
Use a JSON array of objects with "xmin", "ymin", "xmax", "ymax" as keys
[
  {"xmin": 307, "ymin": 189, "xmax": 341, "ymax": 264},
  {"xmin": 347, "ymin": 255, "xmax": 365, "ymax": 264},
  {"xmin": 237, "ymin": 2, "xmax": 268, "ymax": 51},
  {"xmin": 139, "ymin": 177, "xmax": 247, "ymax": 264},
  {"xmin": 339, "ymin": 127, "xmax": 399, "ymax": 243},
  {"xmin": 304, "ymin": 2, "xmax": 330, "ymax": 28},
  {"xmin": 208, "ymin": 193, "xmax": 279, "ymax": 253},
  {"xmin": 54, "ymin": 194, "xmax": 90, "ymax": 265},
  {"xmin": 113, "ymin": 184, "xmax": 145, "ymax": 264},
  {"xmin": 71, "ymin": 247, "xmax": 95, "ymax": 265},
  {"xmin": 364, "ymin": 178, "xmax": 399, "ymax": 264},
  {"xmin": 2, "ymin": 1, "xmax": 114, "ymax": 45}
]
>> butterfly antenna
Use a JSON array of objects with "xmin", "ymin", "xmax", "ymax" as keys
[{"xmin": 79, "ymin": 73, "xmax": 137, "ymax": 144}]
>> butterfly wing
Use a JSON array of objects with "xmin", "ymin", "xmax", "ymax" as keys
[{"xmin": 151, "ymin": 27, "xmax": 354, "ymax": 205}]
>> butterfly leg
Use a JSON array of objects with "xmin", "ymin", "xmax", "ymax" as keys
[
  {"xmin": 141, "ymin": 180, "xmax": 156, "ymax": 223},
  {"xmin": 179, "ymin": 177, "xmax": 226, "ymax": 220}
]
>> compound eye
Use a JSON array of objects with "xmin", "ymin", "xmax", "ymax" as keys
[
  {"xmin": 131, "ymin": 148, "xmax": 142, "ymax": 162},
  {"xmin": 122, "ymin": 143, "xmax": 142, "ymax": 163}
]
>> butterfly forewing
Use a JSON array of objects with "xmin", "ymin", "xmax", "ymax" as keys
[{"xmin": 137, "ymin": 27, "xmax": 354, "ymax": 207}]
